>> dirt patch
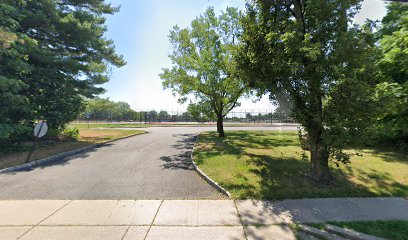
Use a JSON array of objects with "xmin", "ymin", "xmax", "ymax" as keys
[
  {"xmin": 0, "ymin": 129, "xmax": 145, "ymax": 170},
  {"xmin": 0, "ymin": 141, "xmax": 92, "ymax": 169}
]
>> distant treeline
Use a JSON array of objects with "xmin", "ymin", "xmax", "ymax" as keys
[{"xmin": 77, "ymin": 98, "xmax": 293, "ymax": 124}]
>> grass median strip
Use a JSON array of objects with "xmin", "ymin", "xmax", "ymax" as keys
[
  {"xmin": 0, "ymin": 129, "xmax": 146, "ymax": 170},
  {"xmin": 194, "ymin": 130, "xmax": 408, "ymax": 199}
]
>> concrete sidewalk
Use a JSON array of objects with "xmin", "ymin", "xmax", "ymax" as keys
[{"xmin": 1, "ymin": 198, "xmax": 407, "ymax": 240}]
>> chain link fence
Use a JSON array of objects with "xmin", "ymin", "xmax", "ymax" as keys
[{"xmin": 74, "ymin": 109, "xmax": 295, "ymax": 125}]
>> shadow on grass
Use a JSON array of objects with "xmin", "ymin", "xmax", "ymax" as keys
[
  {"xmin": 370, "ymin": 149, "xmax": 408, "ymax": 165},
  {"xmin": 196, "ymin": 131, "xmax": 408, "ymax": 199},
  {"xmin": 248, "ymin": 153, "xmax": 407, "ymax": 199},
  {"xmin": 225, "ymin": 130, "xmax": 299, "ymax": 149},
  {"xmin": 353, "ymin": 168, "xmax": 408, "ymax": 196}
]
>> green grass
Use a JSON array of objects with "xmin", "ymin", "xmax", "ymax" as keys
[
  {"xmin": 331, "ymin": 221, "xmax": 408, "ymax": 240},
  {"xmin": 309, "ymin": 221, "xmax": 408, "ymax": 240},
  {"xmin": 194, "ymin": 130, "xmax": 408, "ymax": 199}
]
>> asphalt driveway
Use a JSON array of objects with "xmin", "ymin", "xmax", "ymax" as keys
[{"xmin": 0, "ymin": 126, "xmax": 298, "ymax": 200}]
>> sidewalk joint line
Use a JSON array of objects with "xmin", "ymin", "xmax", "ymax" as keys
[
  {"xmin": 119, "ymin": 200, "xmax": 136, "ymax": 240},
  {"xmin": 143, "ymin": 200, "xmax": 163, "ymax": 240},
  {"xmin": 17, "ymin": 200, "xmax": 73, "ymax": 240},
  {"xmin": 234, "ymin": 200, "xmax": 248, "ymax": 240},
  {"xmin": 106, "ymin": 200, "xmax": 120, "ymax": 223},
  {"xmin": 120, "ymin": 226, "xmax": 131, "ymax": 240}
]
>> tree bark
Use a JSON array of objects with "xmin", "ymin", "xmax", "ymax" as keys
[
  {"xmin": 217, "ymin": 115, "xmax": 225, "ymax": 137},
  {"xmin": 308, "ymin": 125, "xmax": 331, "ymax": 184}
]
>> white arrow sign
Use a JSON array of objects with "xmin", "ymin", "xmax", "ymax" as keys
[{"xmin": 33, "ymin": 121, "xmax": 48, "ymax": 138}]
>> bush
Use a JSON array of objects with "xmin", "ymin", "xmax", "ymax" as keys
[
  {"xmin": 44, "ymin": 128, "xmax": 60, "ymax": 141},
  {"xmin": 371, "ymin": 82, "xmax": 408, "ymax": 150},
  {"xmin": 59, "ymin": 127, "xmax": 79, "ymax": 142}
]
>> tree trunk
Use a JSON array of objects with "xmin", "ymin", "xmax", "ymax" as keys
[
  {"xmin": 217, "ymin": 115, "xmax": 225, "ymax": 137},
  {"xmin": 308, "ymin": 125, "xmax": 331, "ymax": 184}
]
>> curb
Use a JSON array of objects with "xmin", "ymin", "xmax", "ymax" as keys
[
  {"xmin": 0, "ymin": 131, "xmax": 149, "ymax": 174},
  {"xmin": 190, "ymin": 132, "xmax": 231, "ymax": 198}
]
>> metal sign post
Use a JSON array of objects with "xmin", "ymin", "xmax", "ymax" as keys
[
  {"xmin": 26, "ymin": 121, "xmax": 48, "ymax": 163},
  {"xmin": 86, "ymin": 113, "xmax": 90, "ymax": 129},
  {"xmin": 108, "ymin": 114, "xmax": 112, "ymax": 126}
]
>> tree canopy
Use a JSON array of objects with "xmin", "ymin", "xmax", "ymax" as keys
[
  {"xmin": 0, "ymin": 2, "xmax": 33, "ymax": 140},
  {"xmin": 238, "ymin": 0, "xmax": 377, "ymax": 183},
  {"xmin": 82, "ymin": 98, "xmax": 135, "ymax": 121},
  {"xmin": 160, "ymin": 7, "xmax": 246, "ymax": 137},
  {"xmin": 0, "ymin": 0, "xmax": 125, "ymax": 142},
  {"xmin": 373, "ymin": 2, "xmax": 408, "ymax": 148}
]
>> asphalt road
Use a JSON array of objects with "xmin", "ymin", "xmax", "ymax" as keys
[{"xmin": 0, "ymin": 126, "xmax": 298, "ymax": 200}]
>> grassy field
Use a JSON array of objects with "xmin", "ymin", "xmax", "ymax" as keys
[
  {"xmin": 0, "ymin": 129, "xmax": 145, "ymax": 170},
  {"xmin": 309, "ymin": 221, "xmax": 408, "ymax": 240},
  {"xmin": 194, "ymin": 131, "xmax": 408, "ymax": 199}
]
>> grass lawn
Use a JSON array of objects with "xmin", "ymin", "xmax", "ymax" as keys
[
  {"xmin": 309, "ymin": 221, "xmax": 408, "ymax": 240},
  {"xmin": 0, "ymin": 129, "xmax": 145, "ymax": 170},
  {"xmin": 194, "ymin": 131, "xmax": 408, "ymax": 199}
]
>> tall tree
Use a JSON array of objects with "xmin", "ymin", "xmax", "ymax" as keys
[
  {"xmin": 373, "ymin": 2, "xmax": 408, "ymax": 148},
  {"xmin": 1, "ymin": 0, "xmax": 125, "ymax": 139},
  {"xmin": 160, "ymin": 7, "xmax": 246, "ymax": 137},
  {"xmin": 377, "ymin": 2, "xmax": 408, "ymax": 85},
  {"xmin": 83, "ymin": 98, "xmax": 136, "ymax": 121},
  {"xmin": 238, "ymin": 0, "xmax": 377, "ymax": 183},
  {"xmin": 0, "ymin": 2, "xmax": 33, "ymax": 141}
]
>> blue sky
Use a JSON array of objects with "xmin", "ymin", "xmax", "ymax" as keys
[{"xmin": 102, "ymin": 0, "xmax": 387, "ymax": 111}]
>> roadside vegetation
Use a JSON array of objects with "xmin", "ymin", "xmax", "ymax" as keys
[
  {"xmin": 194, "ymin": 131, "xmax": 408, "ymax": 199},
  {"xmin": 1, "ymin": 0, "xmax": 125, "ymax": 146},
  {"xmin": 309, "ymin": 221, "xmax": 408, "ymax": 240}
]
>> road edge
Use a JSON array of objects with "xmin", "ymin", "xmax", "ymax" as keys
[
  {"xmin": 190, "ymin": 131, "xmax": 231, "ymax": 198},
  {"xmin": 0, "ymin": 131, "xmax": 148, "ymax": 174}
]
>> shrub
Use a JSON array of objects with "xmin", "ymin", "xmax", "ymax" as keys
[
  {"xmin": 44, "ymin": 128, "xmax": 60, "ymax": 141},
  {"xmin": 59, "ymin": 127, "xmax": 79, "ymax": 142}
]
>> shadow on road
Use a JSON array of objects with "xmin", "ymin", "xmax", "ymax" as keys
[
  {"xmin": 2, "ymin": 143, "xmax": 115, "ymax": 175},
  {"xmin": 160, "ymin": 134, "xmax": 197, "ymax": 170}
]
